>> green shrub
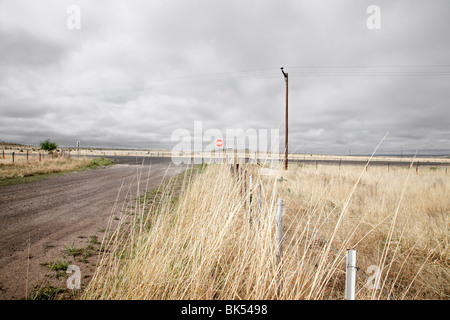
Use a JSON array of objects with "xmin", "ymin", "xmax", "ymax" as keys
[{"xmin": 40, "ymin": 139, "xmax": 58, "ymax": 152}]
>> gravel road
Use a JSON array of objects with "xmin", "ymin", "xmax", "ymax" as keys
[{"xmin": 0, "ymin": 157, "xmax": 184, "ymax": 299}]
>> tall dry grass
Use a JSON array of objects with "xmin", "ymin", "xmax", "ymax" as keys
[
  {"xmin": 84, "ymin": 161, "xmax": 449, "ymax": 300},
  {"xmin": 0, "ymin": 154, "xmax": 90, "ymax": 179}
]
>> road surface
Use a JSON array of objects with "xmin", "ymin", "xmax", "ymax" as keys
[{"xmin": 0, "ymin": 157, "xmax": 183, "ymax": 299}]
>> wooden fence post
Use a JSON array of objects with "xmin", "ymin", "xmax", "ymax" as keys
[
  {"xmin": 12, "ymin": 152, "xmax": 15, "ymax": 164},
  {"xmin": 345, "ymin": 249, "xmax": 357, "ymax": 300}
]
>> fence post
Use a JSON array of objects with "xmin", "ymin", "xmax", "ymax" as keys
[
  {"xmin": 2, "ymin": 150, "xmax": 4, "ymax": 159},
  {"xmin": 276, "ymin": 198, "xmax": 284, "ymax": 265},
  {"xmin": 243, "ymin": 170, "xmax": 247, "ymax": 210},
  {"xmin": 345, "ymin": 249, "xmax": 357, "ymax": 300},
  {"xmin": 12, "ymin": 152, "xmax": 15, "ymax": 164},
  {"xmin": 27, "ymin": 150, "xmax": 29, "ymax": 162},
  {"xmin": 257, "ymin": 182, "xmax": 262, "ymax": 228},
  {"xmin": 249, "ymin": 174, "xmax": 253, "ymax": 224}
]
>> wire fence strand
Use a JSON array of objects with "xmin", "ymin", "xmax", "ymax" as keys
[{"xmin": 284, "ymin": 205, "xmax": 395, "ymax": 300}]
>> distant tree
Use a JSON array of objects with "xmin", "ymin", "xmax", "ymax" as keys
[{"xmin": 40, "ymin": 139, "xmax": 58, "ymax": 153}]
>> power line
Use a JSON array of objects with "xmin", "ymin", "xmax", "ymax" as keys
[
  {"xmin": 286, "ymin": 64, "xmax": 450, "ymax": 69},
  {"xmin": 289, "ymin": 72, "xmax": 450, "ymax": 77},
  {"xmin": 0, "ymin": 68, "xmax": 280, "ymax": 103},
  {"xmin": 1, "ymin": 65, "xmax": 450, "ymax": 103}
]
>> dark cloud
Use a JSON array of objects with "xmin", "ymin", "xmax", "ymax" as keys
[
  {"xmin": 0, "ymin": 0, "xmax": 449, "ymax": 155},
  {"xmin": 0, "ymin": 30, "xmax": 66, "ymax": 67}
]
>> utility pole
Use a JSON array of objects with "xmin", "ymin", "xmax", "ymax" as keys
[{"xmin": 281, "ymin": 67, "xmax": 288, "ymax": 170}]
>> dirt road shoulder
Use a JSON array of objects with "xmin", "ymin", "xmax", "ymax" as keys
[{"xmin": 0, "ymin": 159, "xmax": 183, "ymax": 299}]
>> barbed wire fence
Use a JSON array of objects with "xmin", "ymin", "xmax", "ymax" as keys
[
  {"xmin": 283, "ymin": 205, "xmax": 395, "ymax": 300},
  {"xmin": 237, "ymin": 166, "xmax": 395, "ymax": 300}
]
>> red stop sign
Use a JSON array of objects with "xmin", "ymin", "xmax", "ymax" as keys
[{"xmin": 216, "ymin": 139, "xmax": 223, "ymax": 148}]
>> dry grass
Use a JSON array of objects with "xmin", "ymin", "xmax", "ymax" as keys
[
  {"xmin": 83, "ymin": 161, "xmax": 449, "ymax": 300},
  {"xmin": 0, "ymin": 154, "xmax": 91, "ymax": 181}
]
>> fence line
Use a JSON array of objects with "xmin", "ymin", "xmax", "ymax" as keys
[
  {"xmin": 227, "ymin": 158, "xmax": 441, "ymax": 298},
  {"xmin": 235, "ymin": 159, "xmax": 394, "ymax": 300},
  {"xmin": 283, "ymin": 204, "xmax": 395, "ymax": 300},
  {"xmin": 274, "ymin": 199, "xmax": 332, "ymax": 299},
  {"xmin": 280, "ymin": 236, "xmax": 330, "ymax": 300}
]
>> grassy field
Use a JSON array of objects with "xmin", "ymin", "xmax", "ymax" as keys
[
  {"xmin": 0, "ymin": 154, "xmax": 114, "ymax": 187},
  {"xmin": 83, "ymin": 161, "xmax": 449, "ymax": 300},
  {"xmin": 3, "ymin": 142, "xmax": 449, "ymax": 165}
]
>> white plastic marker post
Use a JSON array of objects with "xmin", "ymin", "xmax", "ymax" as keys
[
  {"xmin": 276, "ymin": 198, "xmax": 284, "ymax": 265},
  {"xmin": 249, "ymin": 174, "xmax": 253, "ymax": 224},
  {"xmin": 345, "ymin": 249, "xmax": 357, "ymax": 300},
  {"xmin": 257, "ymin": 182, "xmax": 262, "ymax": 227}
]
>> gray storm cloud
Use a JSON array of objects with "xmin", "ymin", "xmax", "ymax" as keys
[{"xmin": 0, "ymin": 0, "xmax": 449, "ymax": 155}]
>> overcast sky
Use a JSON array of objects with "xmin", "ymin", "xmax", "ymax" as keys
[{"xmin": 0, "ymin": 0, "xmax": 449, "ymax": 155}]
